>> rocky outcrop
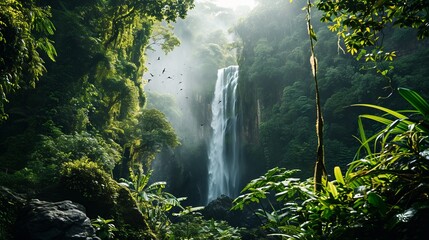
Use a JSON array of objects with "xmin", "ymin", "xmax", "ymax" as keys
[
  {"xmin": 15, "ymin": 199, "xmax": 99, "ymax": 240},
  {"xmin": 202, "ymin": 194, "xmax": 257, "ymax": 228}
]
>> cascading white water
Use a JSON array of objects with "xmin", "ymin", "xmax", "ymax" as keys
[{"xmin": 207, "ymin": 65, "xmax": 240, "ymax": 203}]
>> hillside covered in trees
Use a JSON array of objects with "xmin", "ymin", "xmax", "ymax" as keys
[{"xmin": 1, "ymin": 0, "xmax": 429, "ymax": 239}]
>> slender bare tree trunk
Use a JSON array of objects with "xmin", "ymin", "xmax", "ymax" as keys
[{"xmin": 306, "ymin": 0, "xmax": 327, "ymax": 192}]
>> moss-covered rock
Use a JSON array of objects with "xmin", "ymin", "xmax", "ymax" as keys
[
  {"xmin": 58, "ymin": 158, "xmax": 156, "ymax": 239},
  {"xmin": 59, "ymin": 158, "xmax": 118, "ymax": 218}
]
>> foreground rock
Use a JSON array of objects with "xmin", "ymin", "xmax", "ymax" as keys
[
  {"xmin": 203, "ymin": 194, "xmax": 257, "ymax": 228},
  {"xmin": 15, "ymin": 199, "xmax": 99, "ymax": 240}
]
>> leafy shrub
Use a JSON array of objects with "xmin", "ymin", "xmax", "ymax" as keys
[
  {"xmin": 91, "ymin": 216, "xmax": 118, "ymax": 240},
  {"xmin": 59, "ymin": 158, "xmax": 118, "ymax": 217},
  {"xmin": 119, "ymin": 167, "xmax": 185, "ymax": 238},
  {"xmin": 32, "ymin": 131, "xmax": 122, "ymax": 173},
  {"xmin": 233, "ymin": 88, "xmax": 429, "ymax": 239},
  {"xmin": 0, "ymin": 168, "xmax": 40, "ymax": 192},
  {"xmin": 167, "ymin": 214, "xmax": 242, "ymax": 240}
]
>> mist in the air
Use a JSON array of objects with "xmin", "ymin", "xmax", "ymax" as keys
[{"xmin": 144, "ymin": 1, "xmax": 254, "ymax": 205}]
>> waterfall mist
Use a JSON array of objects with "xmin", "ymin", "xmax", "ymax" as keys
[{"xmin": 143, "ymin": 2, "xmax": 253, "ymax": 205}]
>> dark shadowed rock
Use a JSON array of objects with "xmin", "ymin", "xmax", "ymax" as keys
[
  {"xmin": 202, "ymin": 195, "xmax": 249, "ymax": 227},
  {"xmin": 1, "ymin": 186, "xmax": 27, "ymax": 239},
  {"xmin": 16, "ymin": 199, "xmax": 100, "ymax": 240}
]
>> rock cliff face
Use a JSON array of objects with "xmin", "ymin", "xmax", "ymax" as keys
[
  {"xmin": 16, "ymin": 199, "xmax": 99, "ymax": 240},
  {"xmin": 238, "ymin": 78, "xmax": 260, "ymax": 146}
]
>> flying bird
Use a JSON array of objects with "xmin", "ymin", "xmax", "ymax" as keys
[
  {"xmin": 167, "ymin": 76, "xmax": 172, "ymax": 79},
  {"xmin": 157, "ymin": 57, "xmax": 161, "ymax": 60},
  {"xmin": 150, "ymin": 73, "xmax": 154, "ymax": 77},
  {"xmin": 162, "ymin": 68, "xmax": 166, "ymax": 74}
]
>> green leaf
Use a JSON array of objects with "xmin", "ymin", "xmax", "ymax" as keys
[
  {"xmin": 357, "ymin": 49, "xmax": 367, "ymax": 60},
  {"xmin": 321, "ymin": 207, "xmax": 333, "ymax": 219},
  {"xmin": 398, "ymin": 88, "xmax": 429, "ymax": 118},
  {"xmin": 334, "ymin": 166, "xmax": 345, "ymax": 185},
  {"xmin": 357, "ymin": 116, "xmax": 372, "ymax": 156},
  {"xmin": 367, "ymin": 192, "xmax": 387, "ymax": 214},
  {"xmin": 359, "ymin": 114, "xmax": 393, "ymax": 125},
  {"xmin": 352, "ymin": 104, "xmax": 408, "ymax": 119},
  {"xmin": 327, "ymin": 181, "xmax": 339, "ymax": 198}
]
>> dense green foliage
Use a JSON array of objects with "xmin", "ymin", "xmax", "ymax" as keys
[
  {"xmin": 167, "ymin": 214, "xmax": 242, "ymax": 239},
  {"xmin": 59, "ymin": 158, "xmax": 119, "ymax": 215},
  {"xmin": 0, "ymin": 0, "xmax": 194, "ymax": 238},
  {"xmin": 91, "ymin": 216, "xmax": 118, "ymax": 240},
  {"xmin": 233, "ymin": 88, "xmax": 429, "ymax": 239},
  {"xmin": 2, "ymin": 0, "xmax": 429, "ymax": 239},
  {"xmin": 318, "ymin": 0, "xmax": 429, "ymax": 59},
  {"xmin": 236, "ymin": 0, "xmax": 429, "ymax": 182},
  {"xmin": 0, "ymin": 0, "xmax": 194, "ymax": 186},
  {"xmin": 0, "ymin": 0, "xmax": 56, "ymax": 120}
]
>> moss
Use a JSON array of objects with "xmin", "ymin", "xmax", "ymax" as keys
[
  {"xmin": 58, "ymin": 158, "xmax": 156, "ymax": 239},
  {"xmin": 114, "ymin": 187, "xmax": 157, "ymax": 239},
  {"xmin": 59, "ymin": 157, "xmax": 118, "ymax": 218}
]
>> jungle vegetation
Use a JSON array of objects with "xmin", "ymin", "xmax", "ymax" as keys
[{"xmin": 1, "ymin": 0, "xmax": 429, "ymax": 239}]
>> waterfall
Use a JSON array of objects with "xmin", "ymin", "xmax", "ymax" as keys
[{"xmin": 207, "ymin": 65, "xmax": 240, "ymax": 203}]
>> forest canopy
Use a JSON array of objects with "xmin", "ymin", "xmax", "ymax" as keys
[{"xmin": 1, "ymin": 0, "xmax": 429, "ymax": 239}]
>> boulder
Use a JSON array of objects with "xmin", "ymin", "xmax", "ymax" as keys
[
  {"xmin": 203, "ymin": 194, "xmax": 259, "ymax": 228},
  {"xmin": 16, "ymin": 199, "xmax": 99, "ymax": 240},
  {"xmin": 202, "ymin": 195, "xmax": 242, "ymax": 227}
]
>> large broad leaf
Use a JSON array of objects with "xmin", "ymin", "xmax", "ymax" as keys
[
  {"xmin": 352, "ymin": 104, "xmax": 408, "ymax": 119},
  {"xmin": 357, "ymin": 116, "xmax": 372, "ymax": 156},
  {"xmin": 367, "ymin": 192, "xmax": 387, "ymax": 214},
  {"xmin": 399, "ymin": 88, "xmax": 429, "ymax": 118},
  {"xmin": 359, "ymin": 114, "xmax": 409, "ymax": 132}
]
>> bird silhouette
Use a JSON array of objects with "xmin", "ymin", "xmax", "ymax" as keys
[
  {"xmin": 179, "ymin": 82, "xmax": 182, "ymax": 84},
  {"xmin": 157, "ymin": 57, "xmax": 160, "ymax": 60},
  {"xmin": 148, "ymin": 79, "xmax": 151, "ymax": 82},
  {"xmin": 150, "ymin": 73, "xmax": 154, "ymax": 77},
  {"xmin": 162, "ymin": 68, "xmax": 166, "ymax": 74},
  {"xmin": 167, "ymin": 76, "xmax": 172, "ymax": 79}
]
